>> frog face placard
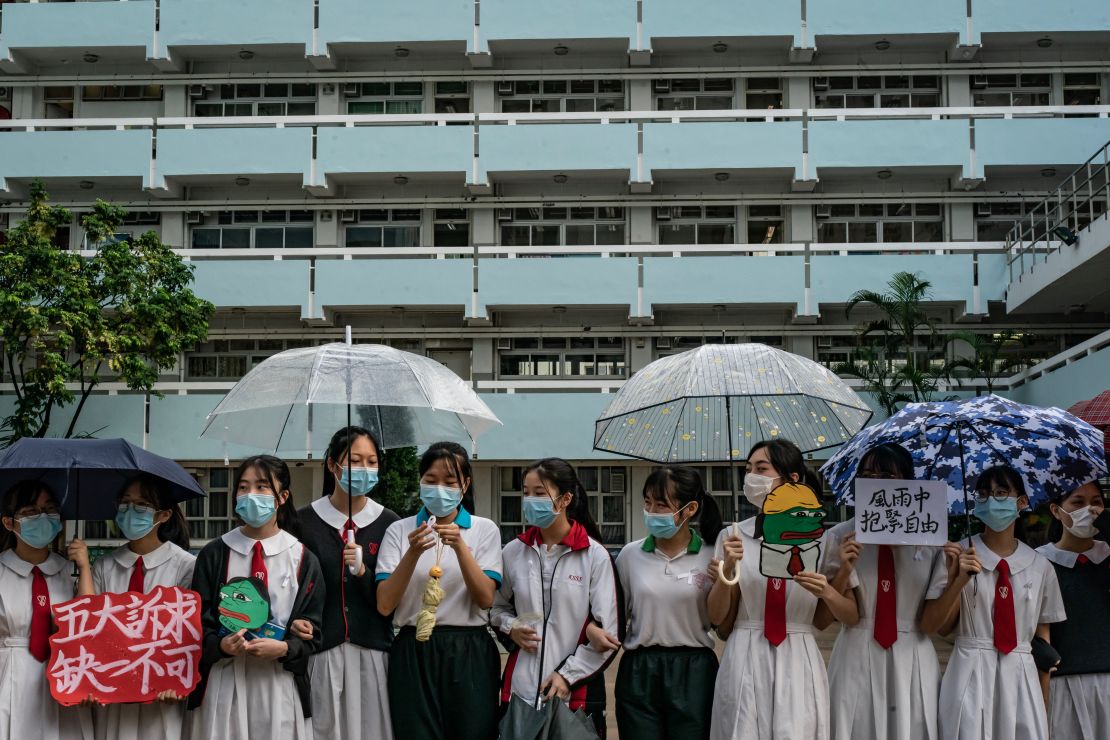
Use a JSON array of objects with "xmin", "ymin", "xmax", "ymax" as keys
[
  {"xmin": 217, "ymin": 576, "xmax": 270, "ymax": 633},
  {"xmin": 759, "ymin": 482, "xmax": 826, "ymax": 580}
]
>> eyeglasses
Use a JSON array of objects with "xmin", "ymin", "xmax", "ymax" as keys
[
  {"xmin": 14, "ymin": 507, "xmax": 60, "ymax": 519},
  {"xmin": 857, "ymin": 470, "xmax": 901, "ymax": 480},
  {"xmin": 973, "ymin": 489, "xmax": 1018, "ymax": 505}
]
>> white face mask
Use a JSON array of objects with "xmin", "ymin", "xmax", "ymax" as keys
[
  {"xmin": 1062, "ymin": 505, "xmax": 1098, "ymax": 539},
  {"xmin": 743, "ymin": 473, "xmax": 780, "ymax": 508}
]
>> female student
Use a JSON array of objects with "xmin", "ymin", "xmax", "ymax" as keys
[
  {"xmin": 922, "ymin": 465, "xmax": 1065, "ymax": 740},
  {"xmin": 823, "ymin": 444, "xmax": 948, "ymax": 740},
  {"xmin": 0, "ymin": 481, "xmax": 92, "ymax": 739},
  {"xmin": 77, "ymin": 474, "xmax": 195, "ymax": 740},
  {"xmin": 614, "ymin": 465, "xmax": 725, "ymax": 740},
  {"xmin": 491, "ymin": 458, "xmax": 621, "ymax": 737},
  {"xmin": 1036, "ymin": 479, "xmax": 1110, "ymax": 737},
  {"xmin": 375, "ymin": 442, "xmax": 502, "ymax": 740},
  {"xmin": 188, "ymin": 455, "xmax": 325, "ymax": 740},
  {"xmin": 297, "ymin": 426, "xmax": 399, "ymax": 739},
  {"xmin": 706, "ymin": 439, "xmax": 859, "ymax": 740}
]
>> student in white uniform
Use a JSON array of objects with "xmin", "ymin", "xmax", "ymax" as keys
[
  {"xmin": 707, "ymin": 438, "xmax": 859, "ymax": 740},
  {"xmin": 1036, "ymin": 479, "xmax": 1110, "ymax": 738},
  {"xmin": 295, "ymin": 426, "xmax": 399, "ymax": 740},
  {"xmin": 187, "ymin": 455, "xmax": 325, "ymax": 740},
  {"xmin": 922, "ymin": 465, "xmax": 1065, "ymax": 740},
  {"xmin": 613, "ymin": 465, "xmax": 725, "ymax": 740},
  {"xmin": 70, "ymin": 474, "xmax": 196, "ymax": 740},
  {"xmin": 823, "ymin": 443, "xmax": 948, "ymax": 740},
  {"xmin": 0, "ymin": 480, "xmax": 92, "ymax": 739},
  {"xmin": 376, "ymin": 442, "xmax": 503, "ymax": 740},
  {"xmin": 491, "ymin": 457, "xmax": 621, "ymax": 737}
]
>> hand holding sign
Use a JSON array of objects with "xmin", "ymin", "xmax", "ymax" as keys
[{"xmin": 854, "ymin": 479, "xmax": 947, "ymax": 547}]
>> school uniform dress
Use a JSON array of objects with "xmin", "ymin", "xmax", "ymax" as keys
[
  {"xmin": 91, "ymin": 541, "xmax": 196, "ymax": 740},
  {"xmin": 1036, "ymin": 540, "xmax": 1110, "ymax": 738},
  {"xmin": 492, "ymin": 522, "xmax": 621, "ymax": 736},
  {"xmin": 709, "ymin": 518, "xmax": 832, "ymax": 740},
  {"xmin": 376, "ymin": 507, "xmax": 503, "ymax": 740},
  {"xmin": 823, "ymin": 519, "xmax": 947, "ymax": 740},
  {"xmin": 0, "ymin": 550, "xmax": 92, "ymax": 740},
  {"xmin": 937, "ymin": 535, "xmax": 1065, "ymax": 740},
  {"xmin": 298, "ymin": 497, "xmax": 398, "ymax": 740},
  {"xmin": 614, "ymin": 532, "xmax": 717, "ymax": 740},
  {"xmin": 188, "ymin": 529, "xmax": 324, "ymax": 740}
]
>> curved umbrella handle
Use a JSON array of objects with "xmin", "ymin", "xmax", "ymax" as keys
[{"xmin": 718, "ymin": 522, "xmax": 742, "ymax": 585}]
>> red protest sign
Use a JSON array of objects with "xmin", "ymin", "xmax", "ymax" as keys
[{"xmin": 47, "ymin": 586, "xmax": 202, "ymax": 706}]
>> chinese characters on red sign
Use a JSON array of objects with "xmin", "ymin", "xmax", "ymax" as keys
[{"xmin": 47, "ymin": 586, "xmax": 202, "ymax": 706}]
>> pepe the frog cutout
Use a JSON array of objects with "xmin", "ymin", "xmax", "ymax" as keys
[
  {"xmin": 758, "ymin": 482, "xmax": 826, "ymax": 581},
  {"xmin": 218, "ymin": 576, "xmax": 271, "ymax": 633}
]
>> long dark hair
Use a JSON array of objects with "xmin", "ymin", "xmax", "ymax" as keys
[
  {"xmin": 321, "ymin": 425, "xmax": 384, "ymax": 498},
  {"xmin": 419, "ymin": 441, "xmax": 475, "ymax": 514},
  {"xmin": 748, "ymin": 438, "xmax": 824, "ymax": 537},
  {"xmin": 0, "ymin": 481, "xmax": 62, "ymax": 552},
  {"xmin": 121, "ymin": 474, "xmax": 191, "ymax": 550},
  {"xmin": 857, "ymin": 443, "xmax": 914, "ymax": 480},
  {"xmin": 643, "ymin": 465, "xmax": 724, "ymax": 545},
  {"xmin": 523, "ymin": 458, "xmax": 604, "ymax": 543},
  {"xmin": 233, "ymin": 455, "xmax": 300, "ymax": 538}
]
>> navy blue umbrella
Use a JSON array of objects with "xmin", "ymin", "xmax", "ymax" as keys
[{"xmin": 0, "ymin": 437, "xmax": 206, "ymax": 521}]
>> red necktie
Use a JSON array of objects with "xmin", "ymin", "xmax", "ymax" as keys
[
  {"xmin": 1076, "ymin": 554, "xmax": 1090, "ymax": 566},
  {"xmin": 765, "ymin": 577, "xmax": 787, "ymax": 646},
  {"xmin": 993, "ymin": 558, "xmax": 1017, "ymax": 654},
  {"xmin": 251, "ymin": 541, "xmax": 268, "ymax": 589},
  {"xmin": 128, "ymin": 556, "xmax": 145, "ymax": 593},
  {"xmin": 29, "ymin": 566, "xmax": 51, "ymax": 662},
  {"xmin": 874, "ymin": 544, "xmax": 898, "ymax": 649},
  {"xmin": 786, "ymin": 546, "xmax": 804, "ymax": 576}
]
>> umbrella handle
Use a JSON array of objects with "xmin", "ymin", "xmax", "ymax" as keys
[
  {"xmin": 347, "ymin": 529, "xmax": 363, "ymax": 575},
  {"xmin": 718, "ymin": 522, "xmax": 742, "ymax": 585}
]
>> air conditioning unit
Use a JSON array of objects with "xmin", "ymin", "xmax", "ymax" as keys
[
  {"xmin": 496, "ymin": 81, "xmax": 515, "ymax": 96},
  {"xmin": 496, "ymin": 338, "xmax": 512, "ymax": 350},
  {"xmin": 817, "ymin": 336, "xmax": 833, "ymax": 348},
  {"xmin": 971, "ymin": 75, "xmax": 989, "ymax": 90},
  {"xmin": 652, "ymin": 79, "xmax": 671, "ymax": 93},
  {"xmin": 654, "ymin": 206, "xmax": 672, "ymax": 221},
  {"xmin": 815, "ymin": 205, "xmax": 832, "ymax": 219},
  {"xmin": 341, "ymin": 83, "xmax": 360, "ymax": 97},
  {"xmin": 319, "ymin": 210, "xmax": 333, "ymax": 222},
  {"xmin": 496, "ymin": 208, "xmax": 513, "ymax": 221},
  {"xmin": 975, "ymin": 203, "xmax": 992, "ymax": 217},
  {"xmin": 321, "ymin": 83, "xmax": 336, "ymax": 96},
  {"xmin": 609, "ymin": 470, "xmax": 626, "ymax": 492},
  {"xmin": 0, "ymin": 87, "xmax": 10, "ymax": 101},
  {"xmin": 813, "ymin": 77, "xmax": 830, "ymax": 91},
  {"xmin": 340, "ymin": 210, "xmax": 358, "ymax": 223},
  {"xmin": 185, "ymin": 211, "xmax": 204, "ymax": 224},
  {"xmin": 187, "ymin": 84, "xmax": 209, "ymax": 99},
  {"xmin": 656, "ymin": 337, "xmax": 672, "ymax": 350}
]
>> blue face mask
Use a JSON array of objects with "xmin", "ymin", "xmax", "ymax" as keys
[
  {"xmin": 116, "ymin": 504, "xmax": 157, "ymax": 541},
  {"xmin": 523, "ymin": 496, "xmax": 558, "ymax": 528},
  {"xmin": 16, "ymin": 513, "xmax": 63, "ymax": 549},
  {"xmin": 235, "ymin": 493, "xmax": 278, "ymax": 528},
  {"xmin": 975, "ymin": 496, "xmax": 1020, "ymax": 532},
  {"xmin": 338, "ymin": 467, "xmax": 379, "ymax": 497},
  {"xmin": 419, "ymin": 484, "xmax": 462, "ymax": 518},
  {"xmin": 643, "ymin": 504, "xmax": 690, "ymax": 540}
]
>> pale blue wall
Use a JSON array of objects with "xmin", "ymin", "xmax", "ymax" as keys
[
  {"xmin": 478, "ymin": 258, "xmax": 638, "ymax": 313},
  {"xmin": 478, "ymin": 393, "xmax": 622, "ymax": 460},
  {"xmin": 1008, "ymin": 348, "xmax": 1110, "ymax": 411},
  {"xmin": 642, "ymin": 0, "xmax": 799, "ymax": 45},
  {"xmin": 479, "ymin": 125, "xmax": 637, "ymax": 178},
  {"xmin": 315, "ymin": 259, "xmax": 474, "ymax": 315},
  {"xmin": 0, "ymin": 131, "xmax": 152, "ymax": 188},
  {"xmin": 0, "ymin": 1, "xmax": 155, "ymax": 55},
  {"xmin": 810, "ymin": 120, "xmax": 969, "ymax": 175},
  {"xmin": 811, "ymin": 255, "xmax": 978, "ymax": 310},
  {"xmin": 319, "ymin": 0, "xmax": 471, "ymax": 45},
  {"xmin": 191, "ymin": 261, "xmax": 311, "ymax": 316},
  {"xmin": 643, "ymin": 256, "xmax": 804, "ymax": 312},
  {"xmin": 317, "ymin": 126, "xmax": 472, "ymax": 178},
  {"xmin": 479, "ymin": 0, "xmax": 634, "ymax": 48},
  {"xmin": 974, "ymin": 0, "xmax": 1110, "ymax": 39},
  {"xmin": 808, "ymin": 0, "xmax": 965, "ymax": 37},
  {"xmin": 977, "ymin": 119, "xmax": 1110, "ymax": 168},
  {"xmin": 644, "ymin": 122, "xmax": 802, "ymax": 176},
  {"xmin": 156, "ymin": 128, "xmax": 312, "ymax": 181},
  {"xmin": 158, "ymin": 0, "xmax": 312, "ymax": 52}
]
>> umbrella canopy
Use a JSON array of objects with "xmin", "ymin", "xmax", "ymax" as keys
[
  {"xmin": 593, "ymin": 343, "xmax": 873, "ymax": 463},
  {"xmin": 0, "ymin": 437, "xmax": 206, "ymax": 520},
  {"xmin": 820, "ymin": 394, "xmax": 1108, "ymax": 510},
  {"xmin": 201, "ymin": 342, "xmax": 501, "ymax": 455},
  {"xmin": 1067, "ymin": 390, "xmax": 1110, "ymax": 453}
]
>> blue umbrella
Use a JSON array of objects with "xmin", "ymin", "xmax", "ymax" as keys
[
  {"xmin": 0, "ymin": 437, "xmax": 206, "ymax": 521},
  {"xmin": 820, "ymin": 395, "xmax": 1108, "ymax": 515}
]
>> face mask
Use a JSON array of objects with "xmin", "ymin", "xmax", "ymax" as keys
[
  {"xmin": 116, "ymin": 504, "xmax": 157, "ymax": 541},
  {"xmin": 743, "ymin": 473, "xmax": 779, "ymax": 508},
  {"xmin": 419, "ymin": 484, "xmax": 462, "ymax": 518},
  {"xmin": 523, "ymin": 496, "xmax": 558, "ymax": 528},
  {"xmin": 1061, "ymin": 505, "xmax": 1098, "ymax": 539},
  {"xmin": 643, "ymin": 504, "xmax": 690, "ymax": 540},
  {"xmin": 337, "ymin": 466, "xmax": 379, "ymax": 497},
  {"xmin": 235, "ymin": 493, "xmax": 278, "ymax": 528},
  {"xmin": 975, "ymin": 497, "xmax": 1019, "ymax": 532},
  {"xmin": 16, "ymin": 513, "xmax": 63, "ymax": 549}
]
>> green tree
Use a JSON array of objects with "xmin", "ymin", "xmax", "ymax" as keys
[
  {"xmin": 944, "ymin": 329, "xmax": 1034, "ymax": 395},
  {"xmin": 380, "ymin": 446, "xmax": 421, "ymax": 516},
  {"xmin": 0, "ymin": 183, "xmax": 214, "ymax": 442}
]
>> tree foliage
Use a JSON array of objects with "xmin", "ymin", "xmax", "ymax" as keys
[
  {"xmin": 944, "ymin": 329, "xmax": 1035, "ymax": 395},
  {"xmin": 380, "ymin": 446, "xmax": 421, "ymax": 517}
]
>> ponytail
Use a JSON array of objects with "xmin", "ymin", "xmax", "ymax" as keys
[
  {"xmin": 124, "ymin": 474, "xmax": 191, "ymax": 550},
  {"xmin": 524, "ymin": 458, "xmax": 604, "ymax": 544},
  {"xmin": 643, "ymin": 466, "xmax": 724, "ymax": 545},
  {"xmin": 233, "ymin": 455, "xmax": 301, "ymax": 539}
]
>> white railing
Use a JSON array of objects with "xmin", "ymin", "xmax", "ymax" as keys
[{"xmin": 1005, "ymin": 328, "xmax": 1110, "ymax": 390}]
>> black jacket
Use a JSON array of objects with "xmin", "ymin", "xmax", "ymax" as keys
[{"xmin": 187, "ymin": 534, "xmax": 326, "ymax": 716}]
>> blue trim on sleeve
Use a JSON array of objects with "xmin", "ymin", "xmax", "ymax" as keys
[
  {"xmin": 375, "ymin": 572, "xmax": 391, "ymax": 582},
  {"xmin": 483, "ymin": 569, "xmax": 502, "ymax": 585}
]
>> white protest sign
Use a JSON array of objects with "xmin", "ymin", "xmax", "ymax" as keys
[{"xmin": 854, "ymin": 478, "xmax": 947, "ymax": 546}]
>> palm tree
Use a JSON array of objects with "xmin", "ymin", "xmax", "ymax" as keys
[{"xmin": 944, "ymin": 330, "xmax": 1034, "ymax": 395}]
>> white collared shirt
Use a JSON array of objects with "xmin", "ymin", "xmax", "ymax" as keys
[
  {"xmin": 310, "ymin": 495, "xmax": 384, "ymax": 534},
  {"xmin": 92, "ymin": 540, "xmax": 195, "ymax": 594},
  {"xmin": 221, "ymin": 528, "xmax": 303, "ymax": 627},
  {"xmin": 1036, "ymin": 540, "xmax": 1110, "ymax": 568}
]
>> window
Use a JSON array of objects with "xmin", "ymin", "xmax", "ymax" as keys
[
  {"xmin": 975, "ymin": 201, "xmax": 1029, "ymax": 241},
  {"xmin": 43, "ymin": 86, "xmax": 75, "ymax": 119},
  {"xmin": 656, "ymin": 78, "xmax": 734, "ymax": 111},
  {"xmin": 815, "ymin": 75, "xmax": 940, "ymax": 109},
  {"xmin": 191, "ymin": 210, "xmax": 314, "ymax": 249},
  {"xmin": 817, "ymin": 203, "xmax": 942, "ymax": 244},
  {"xmin": 498, "ymin": 79, "xmax": 624, "ymax": 113},
  {"xmin": 972, "ymin": 74, "xmax": 1051, "ymax": 107},
  {"xmin": 184, "ymin": 467, "xmax": 235, "ymax": 541},
  {"xmin": 346, "ymin": 81, "xmax": 424, "ymax": 115},
  {"xmin": 434, "ymin": 81, "xmax": 471, "ymax": 114},
  {"xmin": 499, "ymin": 207, "xmax": 625, "ymax": 252},
  {"xmin": 194, "ymin": 83, "xmax": 317, "ymax": 117},
  {"xmin": 345, "ymin": 208, "xmax": 421, "ymax": 248},
  {"xmin": 82, "ymin": 85, "xmax": 162, "ymax": 102},
  {"xmin": 815, "ymin": 335, "xmax": 863, "ymax": 369},
  {"xmin": 745, "ymin": 78, "xmax": 783, "ymax": 110},
  {"xmin": 681, "ymin": 466, "xmax": 750, "ymax": 523},
  {"xmin": 748, "ymin": 205, "xmax": 784, "ymax": 245},
  {"xmin": 497, "ymin": 337, "xmax": 626, "ymax": 379},
  {"xmin": 657, "ymin": 205, "xmax": 736, "ymax": 244},
  {"xmin": 1064, "ymin": 73, "xmax": 1102, "ymax": 117},
  {"xmin": 186, "ymin": 338, "xmax": 311, "ymax": 380},
  {"xmin": 433, "ymin": 209, "xmax": 470, "ymax": 247},
  {"xmin": 496, "ymin": 465, "xmax": 628, "ymax": 546}
]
